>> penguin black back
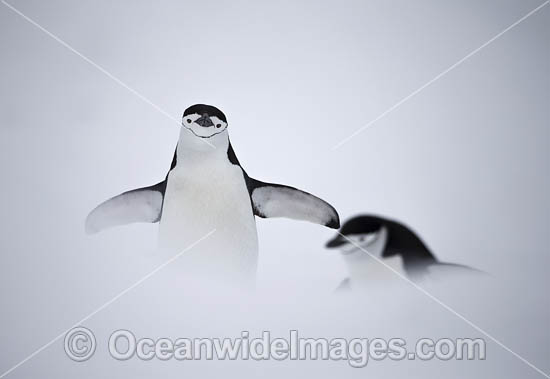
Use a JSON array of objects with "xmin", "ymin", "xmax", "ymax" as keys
[
  {"xmin": 336, "ymin": 215, "xmax": 436, "ymax": 277},
  {"xmin": 381, "ymin": 218, "xmax": 435, "ymax": 261}
]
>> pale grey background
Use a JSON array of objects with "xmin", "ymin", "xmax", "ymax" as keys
[{"xmin": 0, "ymin": 0, "xmax": 548, "ymax": 378}]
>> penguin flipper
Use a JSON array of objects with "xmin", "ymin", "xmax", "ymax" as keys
[
  {"xmin": 335, "ymin": 278, "xmax": 351, "ymax": 293},
  {"xmin": 85, "ymin": 181, "xmax": 166, "ymax": 234},
  {"xmin": 247, "ymin": 179, "xmax": 340, "ymax": 229},
  {"xmin": 425, "ymin": 262, "xmax": 488, "ymax": 279}
]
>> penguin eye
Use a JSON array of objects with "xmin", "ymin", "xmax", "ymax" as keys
[
  {"xmin": 186, "ymin": 119, "xmax": 192, "ymax": 123},
  {"xmin": 216, "ymin": 124, "xmax": 221, "ymax": 128}
]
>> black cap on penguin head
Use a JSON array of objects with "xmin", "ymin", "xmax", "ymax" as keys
[
  {"xmin": 183, "ymin": 104, "xmax": 227, "ymax": 123},
  {"xmin": 325, "ymin": 215, "xmax": 384, "ymax": 248}
]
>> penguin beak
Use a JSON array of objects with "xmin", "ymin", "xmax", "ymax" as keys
[
  {"xmin": 195, "ymin": 114, "xmax": 214, "ymax": 127},
  {"xmin": 325, "ymin": 235, "xmax": 347, "ymax": 249}
]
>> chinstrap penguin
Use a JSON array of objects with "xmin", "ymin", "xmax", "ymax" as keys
[
  {"xmin": 325, "ymin": 215, "xmax": 483, "ymax": 291},
  {"xmin": 86, "ymin": 104, "xmax": 340, "ymax": 287}
]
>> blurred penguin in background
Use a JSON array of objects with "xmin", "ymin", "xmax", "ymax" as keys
[{"xmin": 325, "ymin": 215, "xmax": 484, "ymax": 292}]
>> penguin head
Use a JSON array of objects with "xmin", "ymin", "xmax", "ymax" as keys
[
  {"xmin": 182, "ymin": 104, "xmax": 228, "ymax": 138},
  {"xmin": 325, "ymin": 216, "xmax": 385, "ymax": 255}
]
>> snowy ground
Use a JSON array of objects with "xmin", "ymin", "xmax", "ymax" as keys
[{"xmin": 0, "ymin": 0, "xmax": 548, "ymax": 378}]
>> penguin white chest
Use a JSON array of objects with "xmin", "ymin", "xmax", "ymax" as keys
[{"xmin": 158, "ymin": 158, "xmax": 259, "ymax": 281}]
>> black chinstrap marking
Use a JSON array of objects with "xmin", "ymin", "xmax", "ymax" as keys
[{"xmin": 182, "ymin": 124, "xmax": 227, "ymax": 139}]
